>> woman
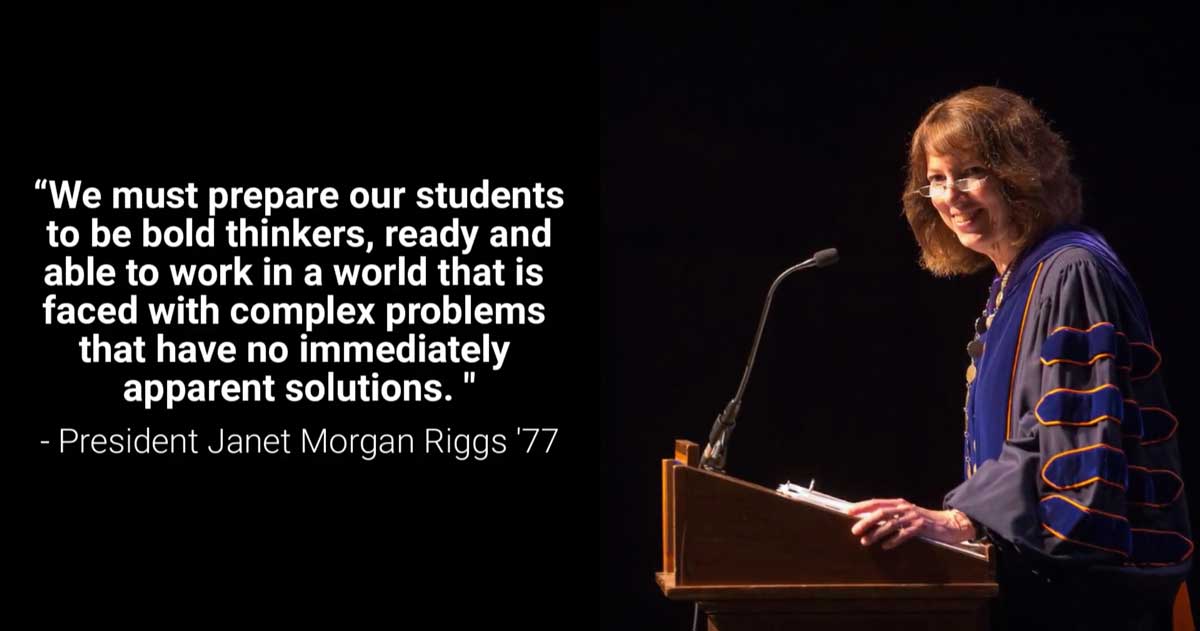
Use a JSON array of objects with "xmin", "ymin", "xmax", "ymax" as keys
[{"xmin": 847, "ymin": 87, "xmax": 1192, "ymax": 629}]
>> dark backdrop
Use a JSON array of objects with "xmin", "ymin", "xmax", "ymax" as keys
[
  {"xmin": 14, "ymin": 14, "xmax": 604, "ymax": 625},
  {"xmin": 12, "ymin": 6, "xmax": 1195, "ymax": 627},
  {"xmin": 603, "ymin": 6, "xmax": 1197, "ymax": 629}
]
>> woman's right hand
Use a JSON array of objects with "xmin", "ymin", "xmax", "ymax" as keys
[{"xmin": 847, "ymin": 498, "xmax": 976, "ymax": 549}]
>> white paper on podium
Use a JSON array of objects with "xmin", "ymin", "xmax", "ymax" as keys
[{"xmin": 776, "ymin": 481, "xmax": 852, "ymax": 513}]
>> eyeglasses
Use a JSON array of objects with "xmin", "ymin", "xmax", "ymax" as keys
[{"xmin": 918, "ymin": 175, "xmax": 988, "ymax": 198}]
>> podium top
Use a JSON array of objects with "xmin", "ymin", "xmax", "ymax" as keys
[{"xmin": 662, "ymin": 461, "xmax": 995, "ymax": 589}]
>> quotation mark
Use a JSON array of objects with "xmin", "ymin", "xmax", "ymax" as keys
[
  {"xmin": 463, "ymin": 372, "xmax": 476, "ymax": 384},
  {"xmin": 35, "ymin": 178, "xmax": 47, "ymax": 190}
]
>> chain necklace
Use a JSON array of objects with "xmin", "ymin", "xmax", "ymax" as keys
[
  {"xmin": 963, "ymin": 266, "xmax": 1012, "ymax": 476},
  {"xmin": 966, "ymin": 267, "xmax": 1012, "ymax": 382}
]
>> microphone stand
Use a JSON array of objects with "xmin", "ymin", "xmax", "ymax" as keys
[{"xmin": 700, "ymin": 249, "xmax": 838, "ymax": 472}]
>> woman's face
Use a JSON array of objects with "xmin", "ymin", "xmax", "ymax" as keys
[{"xmin": 925, "ymin": 149, "xmax": 1016, "ymax": 269}]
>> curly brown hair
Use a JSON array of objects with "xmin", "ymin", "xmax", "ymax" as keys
[{"xmin": 902, "ymin": 86, "xmax": 1083, "ymax": 276}]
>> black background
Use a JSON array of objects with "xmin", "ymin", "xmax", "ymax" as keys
[
  {"xmin": 13, "ymin": 6, "xmax": 1197, "ymax": 628},
  {"xmin": 15, "ymin": 15, "xmax": 603, "ymax": 625}
]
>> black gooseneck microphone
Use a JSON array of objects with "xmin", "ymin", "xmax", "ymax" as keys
[{"xmin": 699, "ymin": 248, "xmax": 839, "ymax": 472}]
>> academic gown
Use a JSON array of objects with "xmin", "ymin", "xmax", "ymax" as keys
[{"xmin": 943, "ymin": 224, "xmax": 1192, "ymax": 629}]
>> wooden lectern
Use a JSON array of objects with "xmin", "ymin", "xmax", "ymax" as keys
[{"xmin": 658, "ymin": 440, "xmax": 998, "ymax": 630}]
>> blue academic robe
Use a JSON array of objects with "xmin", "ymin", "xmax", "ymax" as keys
[{"xmin": 944, "ymin": 225, "xmax": 1192, "ymax": 600}]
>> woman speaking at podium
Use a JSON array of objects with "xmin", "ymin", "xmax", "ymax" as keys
[{"xmin": 847, "ymin": 86, "xmax": 1191, "ymax": 630}]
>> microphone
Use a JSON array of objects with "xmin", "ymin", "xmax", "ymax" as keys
[{"xmin": 700, "ymin": 248, "xmax": 839, "ymax": 472}]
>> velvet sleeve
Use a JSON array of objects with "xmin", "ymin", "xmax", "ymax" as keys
[{"xmin": 946, "ymin": 249, "xmax": 1154, "ymax": 565}]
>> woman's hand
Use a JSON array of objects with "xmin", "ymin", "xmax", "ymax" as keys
[{"xmin": 846, "ymin": 498, "xmax": 976, "ymax": 550}]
